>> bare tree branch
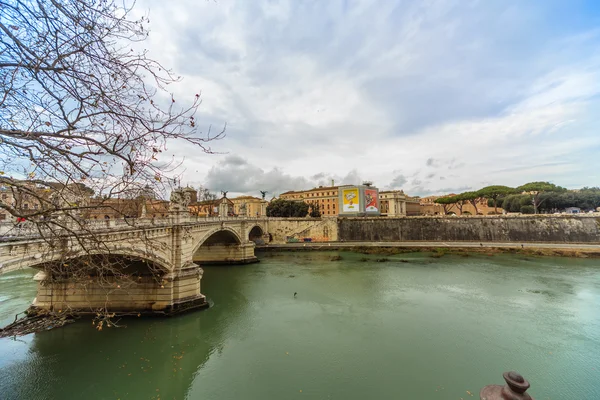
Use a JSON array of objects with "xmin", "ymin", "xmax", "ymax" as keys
[{"xmin": 0, "ymin": 0, "xmax": 225, "ymax": 326}]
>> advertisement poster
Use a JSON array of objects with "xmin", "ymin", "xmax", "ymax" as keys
[
  {"xmin": 365, "ymin": 189, "xmax": 379, "ymax": 212},
  {"xmin": 342, "ymin": 188, "xmax": 359, "ymax": 212}
]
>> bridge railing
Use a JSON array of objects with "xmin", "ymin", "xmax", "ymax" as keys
[{"xmin": 0, "ymin": 215, "xmax": 271, "ymax": 241}]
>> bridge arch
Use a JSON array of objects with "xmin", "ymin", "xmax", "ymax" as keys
[
  {"xmin": 248, "ymin": 224, "xmax": 265, "ymax": 243},
  {"xmin": 1, "ymin": 248, "xmax": 172, "ymax": 275},
  {"xmin": 191, "ymin": 226, "xmax": 259, "ymax": 265},
  {"xmin": 192, "ymin": 227, "xmax": 243, "ymax": 255}
]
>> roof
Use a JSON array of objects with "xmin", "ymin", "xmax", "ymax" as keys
[
  {"xmin": 379, "ymin": 190, "xmax": 405, "ymax": 194},
  {"xmin": 230, "ymin": 195, "xmax": 262, "ymax": 200},
  {"xmin": 305, "ymin": 185, "xmax": 338, "ymax": 192},
  {"xmin": 191, "ymin": 198, "xmax": 233, "ymax": 206},
  {"xmin": 280, "ymin": 186, "xmax": 339, "ymax": 195}
]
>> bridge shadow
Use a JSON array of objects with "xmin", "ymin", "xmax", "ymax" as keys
[{"xmin": 0, "ymin": 265, "xmax": 253, "ymax": 399}]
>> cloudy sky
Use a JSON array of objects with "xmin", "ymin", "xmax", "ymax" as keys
[{"xmin": 137, "ymin": 0, "xmax": 600, "ymax": 198}]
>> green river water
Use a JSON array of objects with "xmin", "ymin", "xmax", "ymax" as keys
[{"xmin": 0, "ymin": 251, "xmax": 599, "ymax": 399}]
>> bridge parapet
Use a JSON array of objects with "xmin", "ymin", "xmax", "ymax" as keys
[{"xmin": 0, "ymin": 216, "xmax": 270, "ymax": 241}]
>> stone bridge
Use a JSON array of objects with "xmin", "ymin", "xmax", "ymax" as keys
[{"xmin": 0, "ymin": 215, "xmax": 270, "ymax": 315}]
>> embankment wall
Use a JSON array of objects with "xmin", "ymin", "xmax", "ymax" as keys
[
  {"xmin": 336, "ymin": 216, "xmax": 600, "ymax": 243},
  {"xmin": 265, "ymin": 217, "xmax": 338, "ymax": 243}
]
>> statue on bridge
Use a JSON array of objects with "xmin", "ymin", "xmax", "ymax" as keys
[
  {"xmin": 260, "ymin": 191, "xmax": 268, "ymax": 200},
  {"xmin": 169, "ymin": 188, "xmax": 192, "ymax": 212},
  {"xmin": 239, "ymin": 202, "xmax": 247, "ymax": 217}
]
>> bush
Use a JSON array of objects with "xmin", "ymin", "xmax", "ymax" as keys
[
  {"xmin": 520, "ymin": 205, "xmax": 535, "ymax": 214},
  {"xmin": 502, "ymin": 194, "xmax": 533, "ymax": 212}
]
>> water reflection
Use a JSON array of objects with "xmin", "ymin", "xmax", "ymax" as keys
[{"xmin": 0, "ymin": 264, "xmax": 253, "ymax": 400}]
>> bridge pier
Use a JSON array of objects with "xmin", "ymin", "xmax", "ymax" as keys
[
  {"xmin": 31, "ymin": 263, "xmax": 207, "ymax": 314},
  {"xmin": 193, "ymin": 242, "xmax": 258, "ymax": 265}
]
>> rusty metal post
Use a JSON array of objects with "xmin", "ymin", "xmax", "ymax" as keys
[{"xmin": 480, "ymin": 371, "xmax": 534, "ymax": 400}]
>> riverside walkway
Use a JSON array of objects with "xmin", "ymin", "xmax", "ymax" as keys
[{"xmin": 258, "ymin": 241, "xmax": 600, "ymax": 253}]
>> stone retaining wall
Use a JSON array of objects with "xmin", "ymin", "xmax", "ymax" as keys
[
  {"xmin": 337, "ymin": 216, "xmax": 600, "ymax": 243},
  {"xmin": 265, "ymin": 217, "xmax": 338, "ymax": 243}
]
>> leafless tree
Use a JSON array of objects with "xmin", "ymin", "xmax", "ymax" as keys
[
  {"xmin": 197, "ymin": 185, "xmax": 218, "ymax": 202},
  {"xmin": 0, "ymin": 0, "xmax": 224, "ymax": 329}
]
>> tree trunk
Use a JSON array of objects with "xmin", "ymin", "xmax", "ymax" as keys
[{"xmin": 470, "ymin": 200, "xmax": 479, "ymax": 215}]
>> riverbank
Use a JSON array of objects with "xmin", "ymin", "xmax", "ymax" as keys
[{"xmin": 257, "ymin": 241, "xmax": 600, "ymax": 258}]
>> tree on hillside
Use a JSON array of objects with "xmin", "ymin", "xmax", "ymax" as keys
[
  {"xmin": 460, "ymin": 191, "xmax": 481, "ymax": 215},
  {"xmin": 578, "ymin": 187, "xmax": 600, "ymax": 210},
  {"xmin": 435, "ymin": 195, "xmax": 468, "ymax": 215},
  {"xmin": 266, "ymin": 199, "xmax": 309, "ymax": 217},
  {"xmin": 476, "ymin": 185, "xmax": 514, "ymax": 214},
  {"xmin": 516, "ymin": 182, "xmax": 567, "ymax": 214},
  {"xmin": 520, "ymin": 205, "xmax": 535, "ymax": 214},
  {"xmin": 501, "ymin": 194, "xmax": 532, "ymax": 213},
  {"xmin": 536, "ymin": 188, "xmax": 600, "ymax": 213}
]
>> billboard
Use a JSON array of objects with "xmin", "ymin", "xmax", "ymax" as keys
[
  {"xmin": 342, "ymin": 188, "xmax": 359, "ymax": 212},
  {"xmin": 365, "ymin": 189, "xmax": 379, "ymax": 212}
]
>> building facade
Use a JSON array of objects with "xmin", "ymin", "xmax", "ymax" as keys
[
  {"xmin": 188, "ymin": 197, "xmax": 234, "ymax": 217},
  {"xmin": 0, "ymin": 181, "xmax": 93, "ymax": 222},
  {"xmin": 83, "ymin": 198, "xmax": 170, "ymax": 220},
  {"xmin": 279, "ymin": 185, "xmax": 425, "ymax": 217},
  {"xmin": 229, "ymin": 196, "xmax": 268, "ymax": 217},
  {"xmin": 379, "ymin": 190, "xmax": 420, "ymax": 216},
  {"xmin": 280, "ymin": 186, "xmax": 339, "ymax": 216}
]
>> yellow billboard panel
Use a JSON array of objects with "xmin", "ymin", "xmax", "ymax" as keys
[{"xmin": 342, "ymin": 188, "xmax": 359, "ymax": 213}]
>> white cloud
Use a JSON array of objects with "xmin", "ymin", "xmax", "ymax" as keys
[{"xmin": 135, "ymin": 0, "xmax": 600, "ymax": 197}]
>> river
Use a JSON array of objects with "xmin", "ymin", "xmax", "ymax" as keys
[{"xmin": 1, "ymin": 251, "xmax": 599, "ymax": 399}]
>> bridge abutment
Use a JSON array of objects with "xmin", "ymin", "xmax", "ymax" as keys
[{"xmin": 193, "ymin": 242, "xmax": 258, "ymax": 265}]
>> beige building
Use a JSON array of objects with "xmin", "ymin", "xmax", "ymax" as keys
[
  {"xmin": 230, "ymin": 196, "xmax": 268, "ymax": 217},
  {"xmin": 0, "ymin": 181, "xmax": 93, "ymax": 221},
  {"xmin": 188, "ymin": 198, "xmax": 234, "ymax": 217},
  {"xmin": 279, "ymin": 186, "xmax": 339, "ymax": 216},
  {"xmin": 279, "ymin": 186, "xmax": 423, "ymax": 217},
  {"xmin": 82, "ymin": 198, "xmax": 170, "ymax": 220},
  {"xmin": 379, "ymin": 190, "xmax": 421, "ymax": 216}
]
